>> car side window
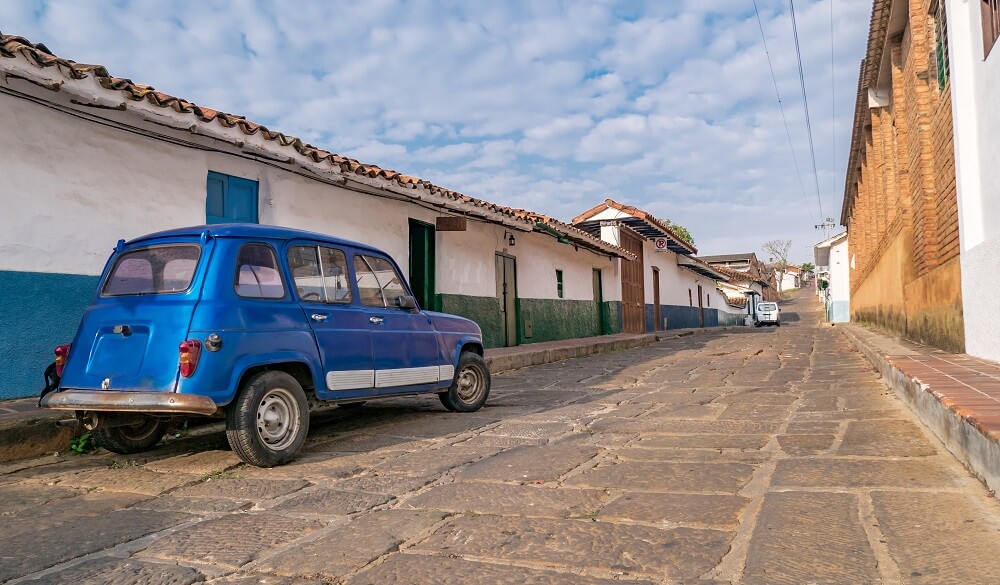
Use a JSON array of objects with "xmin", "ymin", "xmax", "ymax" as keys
[
  {"xmin": 288, "ymin": 246, "xmax": 324, "ymax": 302},
  {"xmin": 235, "ymin": 243, "xmax": 285, "ymax": 299},
  {"xmin": 288, "ymin": 245, "xmax": 353, "ymax": 304},
  {"xmin": 320, "ymin": 247, "xmax": 352, "ymax": 303},
  {"xmin": 354, "ymin": 255, "xmax": 408, "ymax": 308}
]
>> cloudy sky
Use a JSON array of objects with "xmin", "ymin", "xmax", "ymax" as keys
[{"xmin": 1, "ymin": 0, "xmax": 869, "ymax": 263}]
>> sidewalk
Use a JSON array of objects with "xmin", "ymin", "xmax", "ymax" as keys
[
  {"xmin": 840, "ymin": 323, "xmax": 1000, "ymax": 494},
  {"xmin": 0, "ymin": 327, "xmax": 737, "ymax": 464}
]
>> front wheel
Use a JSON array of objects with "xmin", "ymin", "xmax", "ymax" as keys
[
  {"xmin": 226, "ymin": 371, "xmax": 309, "ymax": 467},
  {"xmin": 439, "ymin": 352, "xmax": 491, "ymax": 412},
  {"xmin": 93, "ymin": 416, "xmax": 170, "ymax": 454}
]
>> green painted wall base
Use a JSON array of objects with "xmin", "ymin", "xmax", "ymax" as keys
[{"xmin": 435, "ymin": 293, "xmax": 623, "ymax": 349}]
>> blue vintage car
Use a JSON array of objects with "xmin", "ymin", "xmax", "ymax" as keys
[{"xmin": 39, "ymin": 224, "xmax": 490, "ymax": 467}]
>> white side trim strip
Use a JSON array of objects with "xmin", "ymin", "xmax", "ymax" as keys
[
  {"xmin": 327, "ymin": 365, "xmax": 454, "ymax": 391},
  {"xmin": 326, "ymin": 370, "xmax": 375, "ymax": 391}
]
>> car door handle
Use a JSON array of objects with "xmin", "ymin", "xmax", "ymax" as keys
[
  {"xmin": 369, "ymin": 316, "xmax": 384, "ymax": 324},
  {"xmin": 311, "ymin": 314, "xmax": 328, "ymax": 322}
]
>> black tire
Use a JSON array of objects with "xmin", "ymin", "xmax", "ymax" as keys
[
  {"xmin": 226, "ymin": 371, "xmax": 309, "ymax": 468},
  {"xmin": 92, "ymin": 416, "xmax": 169, "ymax": 454},
  {"xmin": 439, "ymin": 352, "xmax": 491, "ymax": 412}
]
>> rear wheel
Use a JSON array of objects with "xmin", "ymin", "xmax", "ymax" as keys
[
  {"xmin": 439, "ymin": 352, "xmax": 491, "ymax": 412},
  {"xmin": 92, "ymin": 416, "xmax": 170, "ymax": 454},
  {"xmin": 226, "ymin": 371, "xmax": 309, "ymax": 467}
]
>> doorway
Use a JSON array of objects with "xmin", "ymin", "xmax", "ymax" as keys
[
  {"xmin": 408, "ymin": 219, "xmax": 435, "ymax": 311},
  {"xmin": 619, "ymin": 229, "xmax": 645, "ymax": 333},
  {"xmin": 652, "ymin": 267, "xmax": 661, "ymax": 331},
  {"xmin": 697, "ymin": 284, "xmax": 705, "ymax": 328},
  {"xmin": 593, "ymin": 268, "xmax": 610, "ymax": 335},
  {"xmin": 495, "ymin": 253, "xmax": 518, "ymax": 346}
]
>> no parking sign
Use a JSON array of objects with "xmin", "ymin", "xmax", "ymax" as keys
[{"xmin": 653, "ymin": 237, "xmax": 668, "ymax": 252}]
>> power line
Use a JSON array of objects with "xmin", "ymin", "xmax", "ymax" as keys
[
  {"xmin": 751, "ymin": 0, "xmax": 817, "ymax": 223},
  {"xmin": 788, "ymin": 0, "xmax": 825, "ymax": 219},
  {"xmin": 830, "ymin": 0, "xmax": 837, "ymax": 219}
]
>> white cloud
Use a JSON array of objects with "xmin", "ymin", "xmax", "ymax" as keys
[{"xmin": 0, "ymin": 0, "xmax": 871, "ymax": 258}]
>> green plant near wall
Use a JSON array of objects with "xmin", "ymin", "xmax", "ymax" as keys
[{"xmin": 69, "ymin": 432, "xmax": 95, "ymax": 454}]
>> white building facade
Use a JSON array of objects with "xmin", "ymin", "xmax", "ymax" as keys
[
  {"xmin": 814, "ymin": 232, "xmax": 851, "ymax": 323},
  {"xmin": 0, "ymin": 34, "xmax": 631, "ymax": 399},
  {"xmin": 946, "ymin": 0, "xmax": 1000, "ymax": 362}
]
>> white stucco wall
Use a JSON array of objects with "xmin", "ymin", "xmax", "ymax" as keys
[
  {"xmin": 947, "ymin": 0, "xmax": 1000, "ymax": 361},
  {"xmin": 829, "ymin": 238, "xmax": 851, "ymax": 303},
  {"xmin": 0, "ymin": 88, "xmax": 621, "ymax": 304}
]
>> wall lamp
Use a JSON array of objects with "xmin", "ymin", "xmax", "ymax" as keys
[{"xmin": 504, "ymin": 231, "xmax": 516, "ymax": 247}]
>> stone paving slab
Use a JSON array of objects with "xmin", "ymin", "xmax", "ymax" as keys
[
  {"xmin": 253, "ymin": 509, "xmax": 446, "ymax": 579},
  {"xmin": 871, "ymin": 491, "xmax": 1000, "ymax": 583},
  {"xmin": 137, "ymin": 513, "xmax": 324, "ymax": 569},
  {"xmin": 347, "ymin": 553, "xmax": 641, "ymax": 585},
  {"xmin": 457, "ymin": 441, "xmax": 599, "ymax": 483},
  {"xmin": 836, "ymin": 419, "xmax": 938, "ymax": 457},
  {"xmin": 170, "ymin": 477, "xmax": 310, "ymax": 501},
  {"xmin": 598, "ymin": 492, "xmax": 749, "ymax": 528},
  {"xmin": 411, "ymin": 515, "xmax": 732, "ymax": 580},
  {"xmin": 565, "ymin": 460, "xmax": 755, "ymax": 493},
  {"xmin": 5, "ymin": 491, "xmax": 151, "ymax": 539},
  {"xmin": 402, "ymin": 482, "xmax": 607, "ymax": 519},
  {"xmin": 52, "ymin": 466, "xmax": 200, "ymax": 496},
  {"xmin": 0, "ymin": 508, "xmax": 194, "ymax": 582},
  {"xmin": 743, "ymin": 491, "xmax": 879, "ymax": 585},
  {"xmin": 771, "ymin": 458, "xmax": 960, "ymax": 488},
  {"xmin": 268, "ymin": 487, "xmax": 393, "ymax": 517},
  {"xmin": 21, "ymin": 557, "xmax": 205, "ymax": 585},
  {"xmin": 634, "ymin": 433, "xmax": 770, "ymax": 450}
]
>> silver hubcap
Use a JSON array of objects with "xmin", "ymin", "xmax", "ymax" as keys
[
  {"xmin": 456, "ymin": 365, "xmax": 485, "ymax": 403},
  {"xmin": 256, "ymin": 388, "xmax": 298, "ymax": 450}
]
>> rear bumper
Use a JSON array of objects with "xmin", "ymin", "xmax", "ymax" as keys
[{"xmin": 40, "ymin": 390, "xmax": 219, "ymax": 416}]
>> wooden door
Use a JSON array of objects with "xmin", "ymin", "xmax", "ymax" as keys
[
  {"xmin": 495, "ymin": 253, "xmax": 518, "ymax": 346},
  {"xmin": 619, "ymin": 230, "xmax": 645, "ymax": 333},
  {"xmin": 652, "ymin": 267, "xmax": 661, "ymax": 331},
  {"xmin": 408, "ymin": 219, "xmax": 435, "ymax": 310},
  {"xmin": 697, "ymin": 284, "xmax": 705, "ymax": 328},
  {"xmin": 593, "ymin": 268, "xmax": 609, "ymax": 335}
]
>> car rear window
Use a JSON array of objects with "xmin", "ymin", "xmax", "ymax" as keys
[
  {"xmin": 758, "ymin": 303, "xmax": 778, "ymax": 311},
  {"xmin": 103, "ymin": 245, "xmax": 201, "ymax": 296}
]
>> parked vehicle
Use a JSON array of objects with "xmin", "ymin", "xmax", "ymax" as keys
[
  {"xmin": 39, "ymin": 224, "xmax": 490, "ymax": 467},
  {"xmin": 755, "ymin": 302, "xmax": 781, "ymax": 327}
]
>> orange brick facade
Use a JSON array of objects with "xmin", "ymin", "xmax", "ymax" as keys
[{"xmin": 841, "ymin": 0, "xmax": 964, "ymax": 352}]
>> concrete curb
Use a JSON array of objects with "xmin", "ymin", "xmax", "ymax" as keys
[
  {"xmin": 486, "ymin": 334, "xmax": 659, "ymax": 374},
  {"xmin": 840, "ymin": 325, "xmax": 1000, "ymax": 494},
  {"xmin": 0, "ymin": 409, "xmax": 75, "ymax": 464}
]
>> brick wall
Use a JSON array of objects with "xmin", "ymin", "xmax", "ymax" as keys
[{"xmin": 845, "ymin": 0, "xmax": 964, "ymax": 352}]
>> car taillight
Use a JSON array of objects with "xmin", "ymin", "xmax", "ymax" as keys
[
  {"xmin": 53, "ymin": 344, "xmax": 71, "ymax": 377},
  {"xmin": 178, "ymin": 339, "xmax": 202, "ymax": 378}
]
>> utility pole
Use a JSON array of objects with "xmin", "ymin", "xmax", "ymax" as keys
[{"xmin": 814, "ymin": 217, "xmax": 836, "ymax": 239}]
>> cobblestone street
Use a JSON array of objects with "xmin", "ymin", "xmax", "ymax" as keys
[{"xmin": 4, "ymin": 294, "xmax": 1000, "ymax": 584}]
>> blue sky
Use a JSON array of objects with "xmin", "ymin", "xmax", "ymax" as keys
[{"xmin": 1, "ymin": 0, "xmax": 869, "ymax": 262}]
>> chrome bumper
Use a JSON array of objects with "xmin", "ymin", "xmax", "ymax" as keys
[{"xmin": 40, "ymin": 390, "xmax": 219, "ymax": 416}]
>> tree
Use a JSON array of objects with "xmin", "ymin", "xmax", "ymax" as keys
[
  {"xmin": 666, "ymin": 221, "xmax": 695, "ymax": 247},
  {"xmin": 801, "ymin": 261, "xmax": 815, "ymax": 272},
  {"xmin": 762, "ymin": 239, "xmax": 792, "ymax": 292}
]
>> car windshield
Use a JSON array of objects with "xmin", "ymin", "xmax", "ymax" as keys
[
  {"xmin": 758, "ymin": 303, "xmax": 778, "ymax": 311},
  {"xmin": 102, "ymin": 245, "xmax": 201, "ymax": 296}
]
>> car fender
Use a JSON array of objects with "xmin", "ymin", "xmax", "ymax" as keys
[
  {"xmin": 450, "ymin": 336, "xmax": 485, "ymax": 367},
  {"xmin": 216, "ymin": 350, "xmax": 323, "ymax": 406}
]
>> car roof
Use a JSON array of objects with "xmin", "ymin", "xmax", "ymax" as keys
[{"xmin": 127, "ymin": 224, "xmax": 381, "ymax": 254}]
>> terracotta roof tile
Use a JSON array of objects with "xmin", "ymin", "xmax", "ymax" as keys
[{"xmin": 3, "ymin": 31, "xmax": 635, "ymax": 257}]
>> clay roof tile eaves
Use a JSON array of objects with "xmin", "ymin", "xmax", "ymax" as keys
[{"xmin": 0, "ymin": 32, "xmax": 540, "ymax": 226}]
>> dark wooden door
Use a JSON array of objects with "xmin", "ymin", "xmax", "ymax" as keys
[
  {"xmin": 652, "ymin": 267, "xmax": 661, "ymax": 331},
  {"xmin": 620, "ymin": 229, "xmax": 645, "ymax": 333},
  {"xmin": 697, "ymin": 284, "xmax": 705, "ymax": 328},
  {"xmin": 593, "ymin": 268, "xmax": 610, "ymax": 335}
]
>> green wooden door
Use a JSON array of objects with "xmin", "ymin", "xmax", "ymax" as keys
[{"xmin": 408, "ymin": 219, "xmax": 436, "ymax": 311}]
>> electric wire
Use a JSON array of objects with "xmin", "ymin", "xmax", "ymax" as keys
[
  {"xmin": 830, "ymin": 0, "xmax": 837, "ymax": 220},
  {"xmin": 751, "ymin": 0, "xmax": 818, "ymax": 222},
  {"xmin": 788, "ymin": 0, "xmax": 826, "ymax": 219}
]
